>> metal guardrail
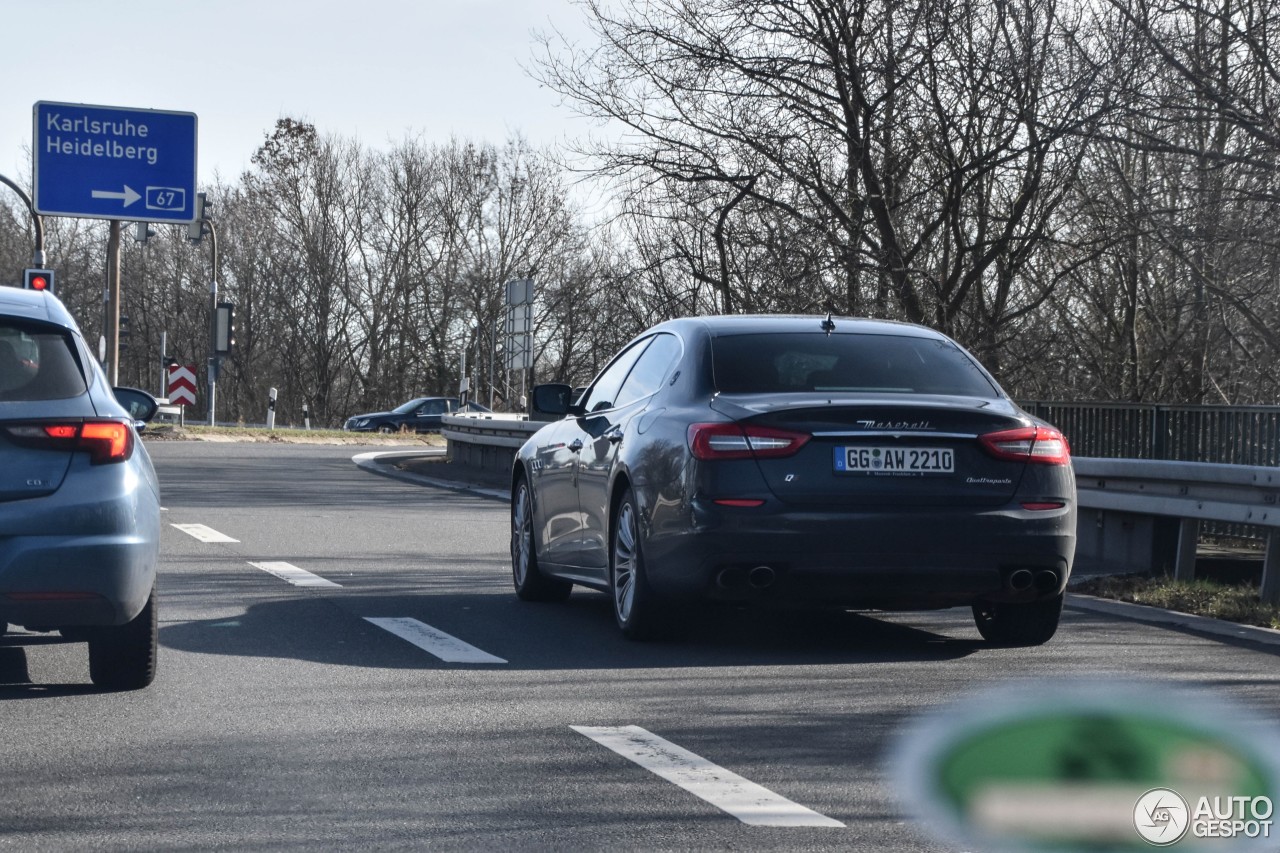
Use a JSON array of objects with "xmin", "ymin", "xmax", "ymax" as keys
[
  {"xmin": 440, "ymin": 412, "xmax": 539, "ymax": 448},
  {"xmin": 440, "ymin": 412, "xmax": 541, "ymax": 474},
  {"xmin": 438, "ymin": 416, "xmax": 1280, "ymax": 605},
  {"xmin": 1068, "ymin": 458, "xmax": 1278, "ymax": 604},
  {"xmin": 1074, "ymin": 458, "xmax": 1280, "ymax": 527}
]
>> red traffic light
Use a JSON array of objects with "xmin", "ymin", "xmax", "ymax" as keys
[{"xmin": 23, "ymin": 268, "xmax": 55, "ymax": 293}]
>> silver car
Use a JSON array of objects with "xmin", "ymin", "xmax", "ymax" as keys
[{"xmin": 0, "ymin": 286, "xmax": 160, "ymax": 690}]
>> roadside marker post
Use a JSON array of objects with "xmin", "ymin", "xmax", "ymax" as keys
[{"xmin": 167, "ymin": 363, "xmax": 197, "ymax": 408}]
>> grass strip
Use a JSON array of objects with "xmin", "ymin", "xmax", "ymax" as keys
[
  {"xmin": 1072, "ymin": 576, "xmax": 1280, "ymax": 630},
  {"xmin": 143, "ymin": 424, "xmax": 445, "ymax": 444}
]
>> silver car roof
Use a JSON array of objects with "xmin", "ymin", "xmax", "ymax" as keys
[{"xmin": 0, "ymin": 286, "xmax": 77, "ymax": 329}]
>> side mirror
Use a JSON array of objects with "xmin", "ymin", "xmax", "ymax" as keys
[
  {"xmin": 112, "ymin": 387, "xmax": 159, "ymax": 428},
  {"xmin": 531, "ymin": 383, "xmax": 574, "ymax": 421}
]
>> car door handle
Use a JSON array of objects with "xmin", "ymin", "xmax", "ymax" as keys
[
  {"xmin": 604, "ymin": 426, "xmax": 624, "ymax": 444},
  {"xmin": 569, "ymin": 438, "xmax": 584, "ymax": 452}
]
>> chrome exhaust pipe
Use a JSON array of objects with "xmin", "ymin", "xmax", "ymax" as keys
[
  {"xmin": 1035, "ymin": 570, "xmax": 1059, "ymax": 592},
  {"xmin": 1007, "ymin": 569, "xmax": 1034, "ymax": 592},
  {"xmin": 747, "ymin": 565, "xmax": 776, "ymax": 589}
]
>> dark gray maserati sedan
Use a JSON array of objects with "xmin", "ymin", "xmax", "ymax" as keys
[{"xmin": 510, "ymin": 315, "xmax": 1075, "ymax": 645}]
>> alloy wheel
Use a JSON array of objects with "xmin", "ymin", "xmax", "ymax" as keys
[
  {"xmin": 512, "ymin": 483, "xmax": 532, "ymax": 587},
  {"xmin": 612, "ymin": 500, "xmax": 638, "ymax": 622}
]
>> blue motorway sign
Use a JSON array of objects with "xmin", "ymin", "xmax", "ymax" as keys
[{"xmin": 33, "ymin": 101, "xmax": 198, "ymax": 223}]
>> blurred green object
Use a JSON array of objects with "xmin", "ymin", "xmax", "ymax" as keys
[{"xmin": 894, "ymin": 680, "xmax": 1280, "ymax": 852}]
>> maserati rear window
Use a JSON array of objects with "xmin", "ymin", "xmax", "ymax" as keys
[{"xmin": 711, "ymin": 332, "xmax": 999, "ymax": 397}]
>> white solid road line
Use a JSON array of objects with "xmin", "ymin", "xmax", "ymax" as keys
[
  {"xmin": 572, "ymin": 725, "xmax": 845, "ymax": 828},
  {"xmin": 249, "ymin": 561, "xmax": 343, "ymax": 589},
  {"xmin": 365, "ymin": 617, "xmax": 507, "ymax": 664},
  {"xmin": 171, "ymin": 523, "xmax": 239, "ymax": 543}
]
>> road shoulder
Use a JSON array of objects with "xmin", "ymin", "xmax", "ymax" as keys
[
  {"xmin": 1067, "ymin": 593, "xmax": 1280, "ymax": 650},
  {"xmin": 352, "ymin": 449, "xmax": 509, "ymax": 501}
]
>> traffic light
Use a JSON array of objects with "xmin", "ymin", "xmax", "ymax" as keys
[
  {"xmin": 188, "ymin": 192, "xmax": 210, "ymax": 243},
  {"xmin": 119, "ymin": 314, "xmax": 131, "ymax": 350},
  {"xmin": 23, "ymin": 268, "xmax": 55, "ymax": 294},
  {"xmin": 214, "ymin": 302, "xmax": 235, "ymax": 354}
]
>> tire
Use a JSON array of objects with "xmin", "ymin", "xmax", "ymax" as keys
[
  {"xmin": 88, "ymin": 586, "xmax": 158, "ymax": 690},
  {"xmin": 610, "ymin": 488, "xmax": 666, "ymax": 640},
  {"xmin": 377, "ymin": 424, "xmax": 395, "ymax": 434},
  {"xmin": 511, "ymin": 479, "xmax": 572, "ymax": 602},
  {"xmin": 972, "ymin": 592, "xmax": 1064, "ymax": 646}
]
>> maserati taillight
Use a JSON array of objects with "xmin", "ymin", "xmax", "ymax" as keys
[
  {"xmin": 688, "ymin": 422, "xmax": 810, "ymax": 460},
  {"xmin": 979, "ymin": 426, "xmax": 1070, "ymax": 465}
]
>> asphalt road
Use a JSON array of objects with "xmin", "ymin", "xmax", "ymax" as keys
[{"xmin": 2, "ymin": 441, "xmax": 1278, "ymax": 851}]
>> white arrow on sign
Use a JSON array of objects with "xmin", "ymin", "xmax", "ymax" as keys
[{"xmin": 91, "ymin": 185, "xmax": 141, "ymax": 207}]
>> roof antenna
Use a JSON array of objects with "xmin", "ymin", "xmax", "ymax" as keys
[{"xmin": 821, "ymin": 312, "xmax": 836, "ymax": 336}]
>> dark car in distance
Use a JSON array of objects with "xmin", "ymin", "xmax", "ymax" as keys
[
  {"xmin": 343, "ymin": 397, "xmax": 491, "ymax": 433},
  {"xmin": 510, "ymin": 315, "xmax": 1076, "ymax": 645}
]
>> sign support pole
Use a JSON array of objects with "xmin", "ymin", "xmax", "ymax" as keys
[
  {"xmin": 105, "ymin": 220, "xmax": 122, "ymax": 385},
  {"xmin": 488, "ymin": 317, "xmax": 497, "ymax": 409},
  {"xmin": 206, "ymin": 219, "xmax": 219, "ymax": 426}
]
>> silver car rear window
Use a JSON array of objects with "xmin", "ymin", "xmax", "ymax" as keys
[
  {"xmin": 711, "ymin": 332, "xmax": 999, "ymax": 397},
  {"xmin": 0, "ymin": 320, "xmax": 88, "ymax": 401}
]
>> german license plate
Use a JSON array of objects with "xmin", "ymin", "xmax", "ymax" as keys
[{"xmin": 834, "ymin": 446, "xmax": 955, "ymax": 474}]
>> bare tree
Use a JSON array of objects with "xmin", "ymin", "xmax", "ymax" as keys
[{"xmin": 534, "ymin": 0, "xmax": 1108, "ymax": 380}]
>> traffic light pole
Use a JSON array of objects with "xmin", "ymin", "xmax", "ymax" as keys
[
  {"xmin": 205, "ymin": 218, "xmax": 219, "ymax": 426},
  {"xmin": 0, "ymin": 173, "xmax": 45, "ymax": 266}
]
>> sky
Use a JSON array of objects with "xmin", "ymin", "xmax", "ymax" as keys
[{"xmin": 0, "ymin": 0, "xmax": 600, "ymax": 190}]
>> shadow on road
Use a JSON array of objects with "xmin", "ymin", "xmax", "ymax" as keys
[
  {"xmin": 0, "ymin": 590, "xmax": 981, "ymax": 700},
  {"xmin": 153, "ymin": 580, "xmax": 985, "ymax": 672},
  {"xmin": 0, "ymin": 637, "xmax": 109, "ymax": 698}
]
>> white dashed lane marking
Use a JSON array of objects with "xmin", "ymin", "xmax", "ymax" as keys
[
  {"xmin": 249, "ymin": 561, "xmax": 342, "ymax": 589},
  {"xmin": 171, "ymin": 523, "xmax": 239, "ymax": 543},
  {"xmin": 365, "ymin": 617, "xmax": 507, "ymax": 664},
  {"xmin": 572, "ymin": 725, "xmax": 845, "ymax": 828}
]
